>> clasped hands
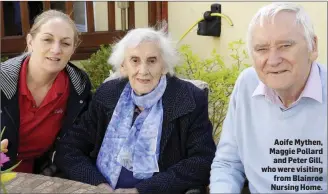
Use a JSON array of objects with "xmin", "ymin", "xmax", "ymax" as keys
[{"xmin": 98, "ymin": 183, "xmax": 138, "ymax": 193}]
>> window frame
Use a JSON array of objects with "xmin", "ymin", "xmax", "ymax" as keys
[{"xmin": 1, "ymin": 1, "xmax": 168, "ymax": 60}]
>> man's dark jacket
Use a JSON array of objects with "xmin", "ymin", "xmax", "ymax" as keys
[
  {"xmin": 55, "ymin": 75, "xmax": 216, "ymax": 194},
  {"xmin": 1, "ymin": 53, "xmax": 92, "ymax": 174}
]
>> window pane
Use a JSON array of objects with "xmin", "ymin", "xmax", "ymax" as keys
[
  {"xmin": 50, "ymin": 1, "xmax": 66, "ymax": 12},
  {"xmin": 28, "ymin": 1, "xmax": 43, "ymax": 26},
  {"xmin": 73, "ymin": 2, "xmax": 87, "ymax": 32},
  {"xmin": 3, "ymin": 2, "xmax": 22, "ymax": 36}
]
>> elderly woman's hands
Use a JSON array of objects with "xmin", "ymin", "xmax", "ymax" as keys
[
  {"xmin": 97, "ymin": 184, "xmax": 138, "ymax": 194},
  {"xmin": 114, "ymin": 188, "xmax": 139, "ymax": 193},
  {"xmin": 98, "ymin": 183, "xmax": 114, "ymax": 193}
]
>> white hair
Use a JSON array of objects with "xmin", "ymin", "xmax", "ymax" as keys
[
  {"xmin": 246, "ymin": 2, "xmax": 316, "ymax": 55},
  {"xmin": 108, "ymin": 25, "xmax": 179, "ymax": 77}
]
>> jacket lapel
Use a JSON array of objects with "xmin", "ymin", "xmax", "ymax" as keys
[
  {"xmin": 0, "ymin": 53, "xmax": 28, "ymax": 99},
  {"xmin": 160, "ymin": 76, "xmax": 196, "ymax": 155},
  {"xmin": 2, "ymin": 93, "xmax": 20, "ymax": 131},
  {"xmin": 1, "ymin": 92, "xmax": 20, "ymax": 168}
]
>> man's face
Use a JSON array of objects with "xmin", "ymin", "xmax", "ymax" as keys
[{"xmin": 250, "ymin": 11, "xmax": 318, "ymax": 94}]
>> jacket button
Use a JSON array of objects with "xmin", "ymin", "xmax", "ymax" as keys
[
  {"xmin": 57, "ymin": 137, "xmax": 61, "ymax": 140},
  {"xmin": 79, "ymin": 100, "xmax": 83, "ymax": 104}
]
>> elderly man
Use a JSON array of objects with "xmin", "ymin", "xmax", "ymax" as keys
[{"xmin": 210, "ymin": 2, "xmax": 327, "ymax": 193}]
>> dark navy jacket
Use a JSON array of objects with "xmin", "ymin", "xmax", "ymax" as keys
[
  {"xmin": 55, "ymin": 75, "xmax": 216, "ymax": 194},
  {"xmin": 0, "ymin": 53, "xmax": 92, "ymax": 174}
]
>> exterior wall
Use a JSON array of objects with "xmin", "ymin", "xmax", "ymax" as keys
[
  {"xmin": 93, "ymin": 2, "xmax": 108, "ymax": 31},
  {"xmin": 168, "ymin": 2, "xmax": 327, "ymax": 65},
  {"xmin": 93, "ymin": 2, "xmax": 148, "ymax": 31},
  {"xmin": 134, "ymin": 2, "xmax": 148, "ymax": 28}
]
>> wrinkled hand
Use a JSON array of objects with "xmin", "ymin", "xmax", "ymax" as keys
[
  {"xmin": 114, "ymin": 188, "xmax": 138, "ymax": 193},
  {"xmin": 98, "ymin": 183, "xmax": 114, "ymax": 193},
  {"xmin": 1, "ymin": 139, "xmax": 8, "ymax": 153}
]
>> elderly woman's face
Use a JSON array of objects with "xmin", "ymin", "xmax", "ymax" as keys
[
  {"xmin": 121, "ymin": 41, "xmax": 167, "ymax": 95},
  {"xmin": 27, "ymin": 18, "xmax": 75, "ymax": 74}
]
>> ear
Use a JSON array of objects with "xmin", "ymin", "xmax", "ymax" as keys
[
  {"xmin": 162, "ymin": 68, "xmax": 168, "ymax": 75},
  {"xmin": 71, "ymin": 46, "xmax": 77, "ymax": 55},
  {"xmin": 26, "ymin": 34, "xmax": 33, "ymax": 52},
  {"xmin": 162, "ymin": 65, "xmax": 169, "ymax": 75},
  {"xmin": 309, "ymin": 35, "xmax": 318, "ymax": 61},
  {"xmin": 72, "ymin": 40, "xmax": 81, "ymax": 54},
  {"xmin": 119, "ymin": 62, "xmax": 127, "ymax": 76}
]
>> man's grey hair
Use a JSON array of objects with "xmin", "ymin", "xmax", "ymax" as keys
[
  {"xmin": 108, "ymin": 24, "xmax": 180, "ymax": 78},
  {"xmin": 246, "ymin": 2, "xmax": 316, "ymax": 55}
]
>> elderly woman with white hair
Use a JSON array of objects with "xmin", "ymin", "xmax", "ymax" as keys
[{"xmin": 55, "ymin": 27, "xmax": 216, "ymax": 194}]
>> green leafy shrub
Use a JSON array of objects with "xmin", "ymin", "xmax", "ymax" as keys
[
  {"xmin": 80, "ymin": 44, "xmax": 113, "ymax": 92},
  {"xmin": 175, "ymin": 39, "xmax": 250, "ymax": 142},
  {"xmin": 1, "ymin": 56, "xmax": 8, "ymax": 63}
]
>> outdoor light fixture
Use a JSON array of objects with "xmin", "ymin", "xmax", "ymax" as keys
[
  {"xmin": 197, "ymin": 4, "xmax": 233, "ymax": 37},
  {"xmin": 117, "ymin": 2, "xmax": 129, "ymax": 31},
  {"xmin": 178, "ymin": 3, "xmax": 234, "ymax": 43}
]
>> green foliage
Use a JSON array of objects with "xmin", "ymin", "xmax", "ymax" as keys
[
  {"xmin": 1, "ymin": 56, "xmax": 8, "ymax": 63},
  {"xmin": 175, "ymin": 39, "xmax": 250, "ymax": 142},
  {"xmin": 80, "ymin": 45, "xmax": 113, "ymax": 92}
]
